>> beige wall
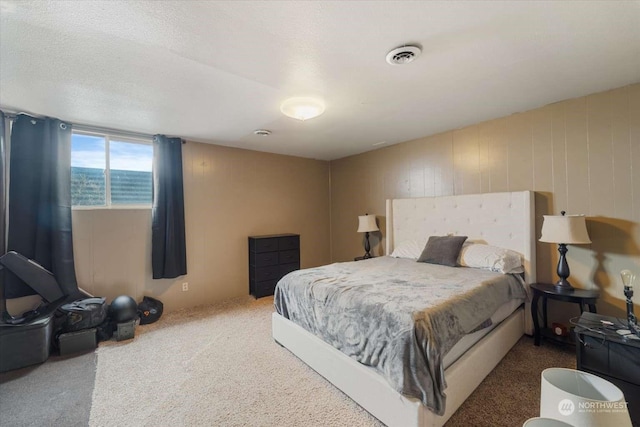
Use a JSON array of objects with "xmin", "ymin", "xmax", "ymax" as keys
[
  {"xmin": 71, "ymin": 142, "xmax": 331, "ymax": 312},
  {"xmin": 6, "ymin": 84, "xmax": 639, "ymax": 321},
  {"xmin": 331, "ymin": 83, "xmax": 640, "ymax": 319}
]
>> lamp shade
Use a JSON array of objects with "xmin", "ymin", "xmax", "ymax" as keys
[
  {"xmin": 540, "ymin": 368, "xmax": 632, "ymax": 427},
  {"xmin": 540, "ymin": 215, "xmax": 591, "ymax": 244},
  {"xmin": 357, "ymin": 215, "xmax": 379, "ymax": 233},
  {"xmin": 522, "ymin": 418, "xmax": 572, "ymax": 427}
]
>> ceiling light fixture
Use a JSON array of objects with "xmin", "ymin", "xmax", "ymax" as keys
[
  {"xmin": 385, "ymin": 45, "xmax": 422, "ymax": 65},
  {"xmin": 280, "ymin": 97, "xmax": 325, "ymax": 121},
  {"xmin": 253, "ymin": 129, "xmax": 272, "ymax": 136}
]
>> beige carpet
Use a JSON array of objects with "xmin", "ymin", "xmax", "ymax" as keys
[
  {"xmin": 0, "ymin": 351, "xmax": 96, "ymax": 427},
  {"xmin": 90, "ymin": 296, "xmax": 574, "ymax": 427}
]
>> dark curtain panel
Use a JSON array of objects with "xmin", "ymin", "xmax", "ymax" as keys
[
  {"xmin": 0, "ymin": 111, "xmax": 6, "ymax": 314},
  {"xmin": 4, "ymin": 114, "xmax": 79, "ymax": 298},
  {"xmin": 0, "ymin": 111, "xmax": 6, "ymax": 256},
  {"xmin": 152, "ymin": 135, "xmax": 187, "ymax": 279}
]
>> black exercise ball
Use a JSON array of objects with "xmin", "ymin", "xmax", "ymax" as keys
[{"xmin": 109, "ymin": 295, "xmax": 138, "ymax": 323}]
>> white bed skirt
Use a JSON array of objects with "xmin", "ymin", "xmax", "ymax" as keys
[{"xmin": 272, "ymin": 307, "xmax": 525, "ymax": 427}]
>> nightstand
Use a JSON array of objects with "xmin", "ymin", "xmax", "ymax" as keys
[
  {"xmin": 531, "ymin": 282, "xmax": 599, "ymax": 346},
  {"xmin": 575, "ymin": 312, "xmax": 640, "ymax": 425}
]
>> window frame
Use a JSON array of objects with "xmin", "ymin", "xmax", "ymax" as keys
[{"xmin": 71, "ymin": 129, "xmax": 153, "ymax": 210}]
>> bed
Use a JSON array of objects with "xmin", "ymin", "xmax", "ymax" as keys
[{"xmin": 272, "ymin": 191, "xmax": 535, "ymax": 427}]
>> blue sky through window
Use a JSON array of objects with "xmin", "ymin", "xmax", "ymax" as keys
[
  {"xmin": 71, "ymin": 134, "xmax": 105, "ymax": 169},
  {"xmin": 71, "ymin": 134, "xmax": 152, "ymax": 172},
  {"xmin": 111, "ymin": 140, "xmax": 153, "ymax": 172}
]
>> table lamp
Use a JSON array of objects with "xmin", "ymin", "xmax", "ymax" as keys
[
  {"xmin": 621, "ymin": 269, "xmax": 639, "ymax": 337},
  {"xmin": 540, "ymin": 368, "xmax": 632, "ymax": 427},
  {"xmin": 357, "ymin": 214, "xmax": 378, "ymax": 259},
  {"xmin": 522, "ymin": 418, "xmax": 572, "ymax": 427},
  {"xmin": 539, "ymin": 211, "xmax": 591, "ymax": 292}
]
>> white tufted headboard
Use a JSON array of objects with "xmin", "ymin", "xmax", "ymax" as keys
[{"xmin": 385, "ymin": 191, "xmax": 536, "ymax": 284}]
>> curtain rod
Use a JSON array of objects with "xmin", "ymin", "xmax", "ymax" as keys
[{"xmin": 2, "ymin": 110, "xmax": 185, "ymax": 143}]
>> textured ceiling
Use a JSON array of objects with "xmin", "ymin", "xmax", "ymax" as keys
[{"xmin": 1, "ymin": 1, "xmax": 639, "ymax": 160}]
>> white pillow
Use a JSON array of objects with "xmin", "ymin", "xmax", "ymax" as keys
[
  {"xmin": 390, "ymin": 240, "xmax": 426, "ymax": 260},
  {"xmin": 458, "ymin": 243, "xmax": 524, "ymax": 274}
]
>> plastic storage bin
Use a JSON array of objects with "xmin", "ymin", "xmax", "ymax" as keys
[
  {"xmin": 0, "ymin": 312, "xmax": 54, "ymax": 372},
  {"xmin": 58, "ymin": 328, "xmax": 97, "ymax": 356}
]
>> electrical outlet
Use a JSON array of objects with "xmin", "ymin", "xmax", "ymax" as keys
[{"xmin": 182, "ymin": 282, "xmax": 189, "ymax": 292}]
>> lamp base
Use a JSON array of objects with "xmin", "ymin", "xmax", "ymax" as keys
[
  {"xmin": 554, "ymin": 278, "xmax": 574, "ymax": 293},
  {"xmin": 555, "ymin": 244, "xmax": 574, "ymax": 293},
  {"xmin": 362, "ymin": 232, "xmax": 372, "ymax": 260}
]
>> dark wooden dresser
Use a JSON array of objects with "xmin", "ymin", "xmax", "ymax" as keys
[
  {"xmin": 248, "ymin": 234, "xmax": 300, "ymax": 298},
  {"xmin": 575, "ymin": 312, "xmax": 640, "ymax": 425}
]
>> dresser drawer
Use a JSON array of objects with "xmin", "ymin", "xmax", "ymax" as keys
[
  {"xmin": 579, "ymin": 335, "xmax": 609, "ymax": 374},
  {"xmin": 250, "ymin": 251, "xmax": 279, "ymax": 267},
  {"xmin": 250, "ymin": 279, "xmax": 279, "ymax": 299},
  {"xmin": 609, "ymin": 341, "xmax": 640, "ymax": 384},
  {"xmin": 279, "ymin": 250, "xmax": 300, "ymax": 264},
  {"xmin": 250, "ymin": 237, "xmax": 279, "ymax": 253},
  {"xmin": 278, "ymin": 235, "xmax": 299, "ymax": 251},
  {"xmin": 251, "ymin": 265, "xmax": 281, "ymax": 282},
  {"xmin": 280, "ymin": 262, "xmax": 299, "ymax": 277}
]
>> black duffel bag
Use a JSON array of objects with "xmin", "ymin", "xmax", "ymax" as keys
[
  {"xmin": 59, "ymin": 297, "xmax": 108, "ymax": 332},
  {"xmin": 137, "ymin": 296, "xmax": 163, "ymax": 325}
]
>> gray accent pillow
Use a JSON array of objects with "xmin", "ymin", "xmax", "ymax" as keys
[{"xmin": 417, "ymin": 235, "xmax": 468, "ymax": 267}]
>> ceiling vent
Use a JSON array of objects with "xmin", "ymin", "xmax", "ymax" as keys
[{"xmin": 385, "ymin": 45, "xmax": 421, "ymax": 65}]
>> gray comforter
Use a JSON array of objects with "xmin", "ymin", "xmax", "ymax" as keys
[{"xmin": 273, "ymin": 256, "xmax": 527, "ymax": 415}]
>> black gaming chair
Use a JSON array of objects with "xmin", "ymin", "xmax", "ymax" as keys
[{"xmin": 0, "ymin": 251, "xmax": 68, "ymax": 372}]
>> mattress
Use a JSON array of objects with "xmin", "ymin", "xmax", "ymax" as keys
[{"xmin": 442, "ymin": 297, "xmax": 523, "ymax": 369}]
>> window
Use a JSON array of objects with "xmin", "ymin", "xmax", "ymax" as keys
[{"xmin": 71, "ymin": 131, "xmax": 153, "ymax": 207}]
